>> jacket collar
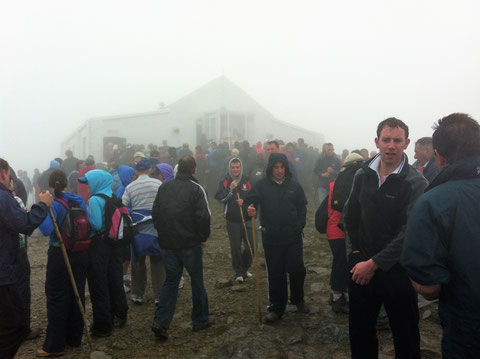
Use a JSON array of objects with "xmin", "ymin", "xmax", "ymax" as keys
[{"xmin": 426, "ymin": 156, "xmax": 480, "ymax": 192}]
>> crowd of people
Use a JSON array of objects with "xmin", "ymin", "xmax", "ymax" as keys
[{"xmin": 1, "ymin": 113, "xmax": 479, "ymax": 358}]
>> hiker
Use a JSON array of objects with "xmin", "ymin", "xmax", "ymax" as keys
[
  {"xmin": 343, "ymin": 118, "xmax": 428, "ymax": 359},
  {"xmin": 0, "ymin": 158, "xmax": 53, "ymax": 359},
  {"xmin": 37, "ymin": 170, "xmax": 89, "ymax": 357},
  {"xmin": 412, "ymin": 137, "xmax": 439, "ymax": 184},
  {"xmin": 246, "ymin": 153, "xmax": 309, "ymax": 323},
  {"xmin": 151, "ymin": 156, "xmax": 211, "ymax": 339},
  {"xmin": 78, "ymin": 170, "xmax": 128, "ymax": 337},
  {"xmin": 122, "ymin": 160, "xmax": 164, "ymax": 305},
  {"xmin": 215, "ymin": 157, "xmax": 254, "ymax": 283},
  {"xmin": 402, "ymin": 113, "xmax": 480, "ymax": 358},
  {"xmin": 313, "ymin": 143, "xmax": 342, "ymax": 204}
]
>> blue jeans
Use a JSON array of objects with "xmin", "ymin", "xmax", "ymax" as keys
[{"xmin": 153, "ymin": 245, "xmax": 209, "ymax": 328}]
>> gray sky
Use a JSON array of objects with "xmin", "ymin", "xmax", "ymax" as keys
[{"xmin": 1, "ymin": 0, "xmax": 480, "ymax": 173}]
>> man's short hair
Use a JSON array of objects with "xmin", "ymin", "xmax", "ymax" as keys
[
  {"xmin": 432, "ymin": 113, "xmax": 480, "ymax": 164},
  {"xmin": 415, "ymin": 137, "xmax": 433, "ymax": 148},
  {"xmin": 376, "ymin": 117, "xmax": 409, "ymax": 139},
  {"xmin": 178, "ymin": 156, "xmax": 196, "ymax": 175},
  {"xmin": 0, "ymin": 158, "xmax": 9, "ymax": 172},
  {"xmin": 267, "ymin": 140, "xmax": 279, "ymax": 148}
]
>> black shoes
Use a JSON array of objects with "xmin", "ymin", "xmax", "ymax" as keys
[
  {"xmin": 331, "ymin": 294, "xmax": 349, "ymax": 314},
  {"xmin": 192, "ymin": 321, "xmax": 212, "ymax": 332},
  {"xmin": 152, "ymin": 323, "xmax": 169, "ymax": 339},
  {"xmin": 263, "ymin": 311, "xmax": 281, "ymax": 324},
  {"xmin": 90, "ymin": 328, "xmax": 112, "ymax": 338}
]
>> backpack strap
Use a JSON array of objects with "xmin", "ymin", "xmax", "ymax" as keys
[
  {"xmin": 54, "ymin": 197, "xmax": 70, "ymax": 210},
  {"xmin": 91, "ymin": 193, "xmax": 109, "ymax": 200}
]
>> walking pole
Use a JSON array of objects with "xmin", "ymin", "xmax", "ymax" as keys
[
  {"xmin": 236, "ymin": 192, "xmax": 262, "ymax": 323},
  {"xmin": 47, "ymin": 208, "xmax": 93, "ymax": 350}
]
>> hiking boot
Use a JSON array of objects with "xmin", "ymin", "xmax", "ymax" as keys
[
  {"xmin": 235, "ymin": 276, "xmax": 244, "ymax": 283},
  {"xmin": 152, "ymin": 323, "xmax": 169, "ymax": 339},
  {"xmin": 245, "ymin": 271, "xmax": 253, "ymax": 278},
  {"xmin": 332, "ymin": 294, "xmax": 349, "ymax": 314},
  {"xmin": 295, "ymin": 301, "xmax": 310, "ymax": 314},
  {"xmin": 113, "ymin": 316, "xmax": 127, "ymax": 328},
  {"xmin": 155, "ymin": 299, "xmax": 160, "ymax": 306},
  {"xmin": 192, "ymin": 321, "xmax": 212, "ymax": 332},
  {"xmin": 90, "ymin": 327, "xmax": 112, "ymax": 338},
  {"xmin": 263, "ymin": 311, "xmax": 281, "ymax": 324},
  {"xmin": 36, "ymin": 349, "xmax": 64, "ymax": 357}
]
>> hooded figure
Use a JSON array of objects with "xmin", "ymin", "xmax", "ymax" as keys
[
  {"xmin": 155, "ymin": 163, "xmax": 174, "ymax": 183},
  {"xmin": 116, "ymin": 165, "xmax": 136, "ymax": 198},
  {"xmin": 215, "ymin": 157, "xmax": 254, "ymax": 281},
  {"xmin": 77, "ymin": 169, "xmax": 128, "ymax": 337},
  {"xmin": 245, "ymin": 153, "xmax": 309, "ymax": 323}
]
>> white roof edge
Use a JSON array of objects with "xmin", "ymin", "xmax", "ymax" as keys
[{"xmin": 271, "ymin": 118, "xmax": 321, "ymax": 135}]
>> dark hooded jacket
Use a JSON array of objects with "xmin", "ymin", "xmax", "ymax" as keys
[
  {"xmin": 246, "ymin": 153, "xmax": 307, "ymax": 246},
  {"xmin": 215, "ymin": 157, "xmax": 252, "ymax": 223},
  {"xmin": 152, "ymin": 172, "xmax": 210, "ymax": 249}
]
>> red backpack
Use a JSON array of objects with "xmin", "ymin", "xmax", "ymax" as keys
[
  {"xmin": 92, "ymin": 193, "xmax": 133, "ymax": 247},
  {"xmin": 55, "ymin": 198, "xmax": 92, "ymax": 252}
]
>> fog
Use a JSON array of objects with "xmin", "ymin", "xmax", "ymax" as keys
[{"xmin": 1, "ymin": 0, "xmax": 480, "ymax": 174}]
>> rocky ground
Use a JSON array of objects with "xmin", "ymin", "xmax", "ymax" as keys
[{"xmin": 16, "ymin": 200, "xmax": 442, "ymax": 359}]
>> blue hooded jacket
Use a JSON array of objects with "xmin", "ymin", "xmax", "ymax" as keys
[
  {"xmin": 156, "ymin": 163, "xmax": 174, "ymax": 183},
  {"xmin": 39, "ymin": 192, "xmax": 88, "ymax": 246},
  {"xmin": 116, "ymin": 165, "xmax": 135, "ymax": 198},
  {"xmin": 84, "ymin": 170, "xmax": 113, "ymax": 232}
]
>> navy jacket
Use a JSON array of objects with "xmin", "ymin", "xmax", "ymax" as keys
[
  {"xmin": 246, "ymin": 153, "xmax": 307, "ymax": 246},
  {"xmin": 402, "ymin": 156, "xmax": 480, "ymax": 322},
  {"xmin": 0, "ymin": 182, "xmax": 49, "ymax": 285}
]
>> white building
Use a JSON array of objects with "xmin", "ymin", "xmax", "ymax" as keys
[{"xmin": 62, "ymin": 76, "xmax": 324, "ymax": 161}]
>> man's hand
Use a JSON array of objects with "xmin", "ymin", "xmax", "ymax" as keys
[
  {"xmin": 200, "ymin": 241, "xmax": 207, "ymax": 249},
  {"xmin": 38, "ymin": 190, "xmax": 53, "ymax": 207},
  {"xmin": 247, "ymin": 204, "xmax": 256, "ymax": 217},
  {"xmin": 351, "ymin": 259, "xmax": 378, "ymax": 285},
  {"xmin": 236, "ymin": 198, "xmax": 244, "ymax": 206},
  {"xmin": 327, "ymin": 166, "xmax": 334, "ymax": 174},
  {"xmin": 230, "ymin": 180, "xmax": 237, "ymax": 190},
  {"xmin": 321, "ymin": 172, "xmax": 330, "ymax": 177}
]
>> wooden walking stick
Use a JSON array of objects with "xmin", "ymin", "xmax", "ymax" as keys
[
  {"xmin": 47, "ymin": 208, "xmax": 93, "ymax": 350},
  {"xmin": 236, "ymin": 191, "xmax": 262, "ymax": 323}
]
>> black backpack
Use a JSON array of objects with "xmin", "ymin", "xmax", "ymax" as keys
[
  {"xmin": 331, "ymin": 162, "xmax": 362, "ymax": 212},
  {"xmin": 314, "ymin": 195, "xmax": 329, "ymax": 234},
  {"xmin": 91, "ymin": 193, "xmax": 133, "ymax": 247},
  {"xmin": 55, "ymin": 198, "xmax": 91, "ymax": 252}
]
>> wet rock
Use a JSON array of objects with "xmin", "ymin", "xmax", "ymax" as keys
[
  {"xmin": 310, "ymin": 282, "xmax": 325, "ymax": 292},
  {"xmin": 90, "ymin": 351, "xmax": 112, "ymax": 359},
  {"xmin": 422, "ymin": 310, "xmax": 432, "ymax": 320},
  {"xmin": 215, "ymin": 278, "xmax": 233, "ymax": 289},
  {"xmin": 286, "ymin": 332, "xmax": 303, "ymax": 345},
  {"xmin": 223, "ymin": 326, "xmax": 250, "ymax": 340},
  {"xmin": 420, "ymin": 348, "xmax": 442, "ymax": 358},
  {"xmin": 95, "ymin": 344, "xmax": 108, "ymax": 352},
  {"xmin": 307, "ymin": 266, "xmax": 329, "ymax": 276},
  {"xmin": 227, "ymin": 316, "xmax": 234, "ymax": 324},
  {"xmin": 311, "ymin": 323, "xmax": 349, "ymax": 345},
  {"xmin": 231, "ymin": 285, "xmax": 246, "ymax": 292},
  {"xmin": 112, "ymin": 340, "xmax": 127, "ymax": 349}
]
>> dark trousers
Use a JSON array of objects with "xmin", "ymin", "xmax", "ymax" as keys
[
  {"xmin": 0, "ymin": 285, "xmax": 29, "ymax": 359},
  {"xmin": 88, "ymin": 239, "xmax": 128, "ymax": 332},
  {"xmin": 328, "ymin": 238, "xmax": 348, "ymax": 292},
  {"xmin": 226, "ymin": 220, "xmax": 254, "ymax": 277},
  {"xmin": 15, "ymin": 248, "xmax": 31, "ymax": 330},
  {"xmin": 263, "ymin": 239, "xmax": 306, "ymax": 315},
  {"xmin": 154, "ymin": 245, "xmax": 209, "ymax": 328},
  {"xmin": 348, "ymin": 264, "xmax": 420, "ymax": 359},
  {"xmin": 440, "ymin": 312, "xmax": 480, "ymax": 359},
  {"xmin": 43, "ymin": 247, "xmax": 88, "ymax": 353}
]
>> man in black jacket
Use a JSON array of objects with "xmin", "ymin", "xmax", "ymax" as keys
[
  {"xmin": 215, "ymin": 158, "xmax": 254, "ymax": 283},
  {"xmin": 246, "ymin": 153, "xmax": 308, "ymax": 323},
  {"xmin": 343, "ymin": 118, "xmax": 428, "ymax": 359},
  {"xmin": 151, "ymin": 156, "xmax": 211, "ymax": 339}
]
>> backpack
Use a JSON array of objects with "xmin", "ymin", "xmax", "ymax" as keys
[
  {"xmin": 314, "ymin": 195, "xmax": 329, "ymax": 234},
  {"xmin": 331, "ymin": 162, "xmax": 362, "ymax": 212},
  {"xmin": 55, "ymin": 198, "xmax": 91, "ymax": 252},
  {"xmin": 92, "ymin": 193, "xmax": 133, "ymax": 247}
]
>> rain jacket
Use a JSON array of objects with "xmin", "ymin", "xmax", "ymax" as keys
[
  {"xmin": 215, "ymin": 157, "xmax": 252, "ymax": 223},
  {"xmin": 246, "ymin": 153, "xmax": 307, "ymax": 246},
  {"xmin": 0, "ymin": 182, "xmax": 49, "ymax": 285},
  {"xmin": 84, "ymin": 170, "xmax": 113, "ymax": 233},
  {"xmin": 39, "ymin": 192, "xmax": 88, "ymax": 247},
  {"xmin": 115, "ymin": 165, "xmax": 135, "ymax": 198}
]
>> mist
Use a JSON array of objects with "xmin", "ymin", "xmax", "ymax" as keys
[{"xmin": 1, "ymin": 0, "xmax": 480, "ymax": 174}]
